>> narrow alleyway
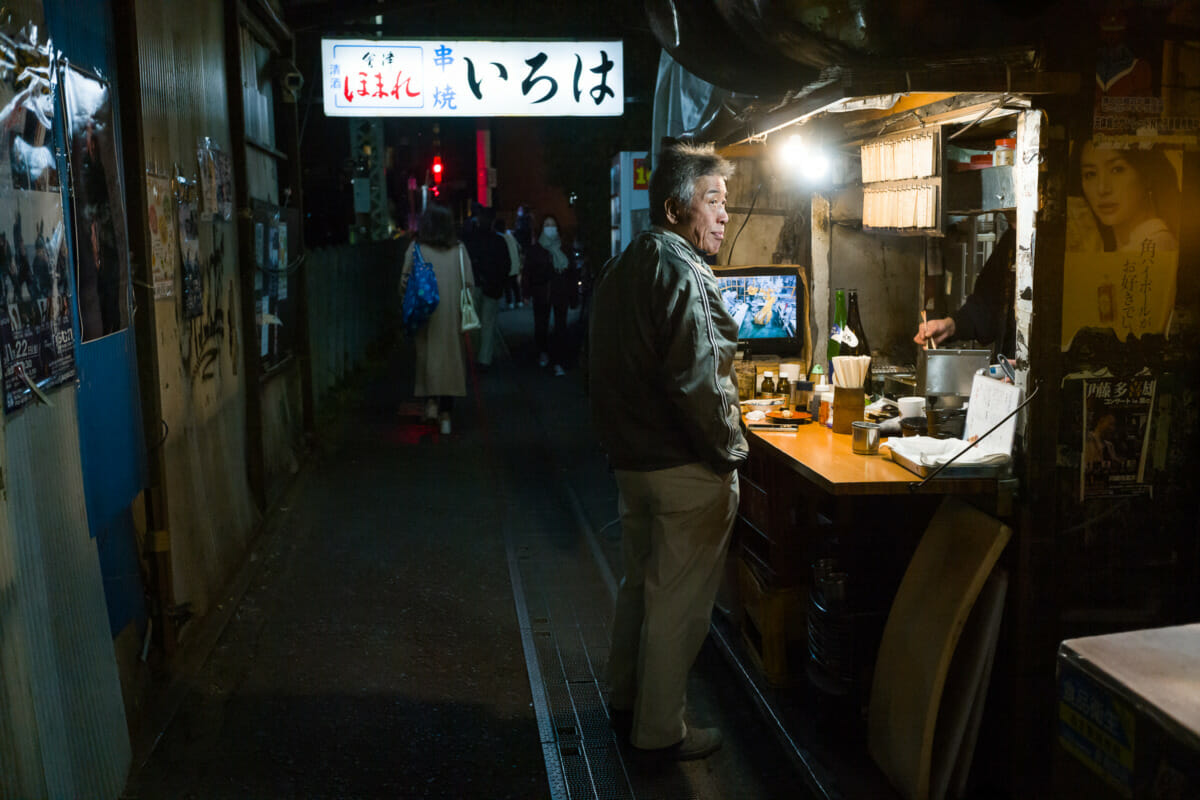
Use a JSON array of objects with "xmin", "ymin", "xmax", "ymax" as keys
[{"xmin": 121, "ymin": 307, "xmax": 803, "ymax": 799}]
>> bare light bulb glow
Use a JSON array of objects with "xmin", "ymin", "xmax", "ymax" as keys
[{"xmin": 779, "ymin": 133, "xmax": 830, "ymax": 183}]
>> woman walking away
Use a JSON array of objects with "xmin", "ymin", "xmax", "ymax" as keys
[
  {"xmin": 525, "ymin": 214, "xmax": 572, "ymax": 375},
  {"xmin": 400, "ymin": 203, "xmax": 473, "ymax": 434}
]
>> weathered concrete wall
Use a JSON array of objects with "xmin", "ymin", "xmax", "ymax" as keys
[
  {"xmin": 717, "ymin": 154, "xmax": 809, "ymax": 268},
  {"xmin": 134, "ymin": 0, "xmax": 258, "ymax": 617},
  {"xmin": 829, "ymin": 224, "xmax": 925, "ymax": 368}
]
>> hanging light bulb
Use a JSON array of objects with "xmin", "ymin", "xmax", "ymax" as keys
[{"xmin": 778, "ymin": 133, "xmax": 831, "ymax": 184}]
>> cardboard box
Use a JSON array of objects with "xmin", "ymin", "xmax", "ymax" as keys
[{"xmin": 1057, "ymin": 625, "xmax": 1200, "ymax": 799}]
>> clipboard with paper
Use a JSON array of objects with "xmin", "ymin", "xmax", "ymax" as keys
[{"xmin": 886, "ymin": 375, "xmax": 1022, "ymax": 479}]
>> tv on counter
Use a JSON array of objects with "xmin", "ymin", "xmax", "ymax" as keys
[{"xmin": 712, "ymin": 264, "xmax": 804, "ymax": 358}]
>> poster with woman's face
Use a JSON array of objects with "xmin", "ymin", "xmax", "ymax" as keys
[
  {"xmin": 1062, "ymin": 140, "xmax": 1182, "ymax": 349},
  {"xmin": 65, "ymin": 67, "xmax": 131, "ymax": 341}
]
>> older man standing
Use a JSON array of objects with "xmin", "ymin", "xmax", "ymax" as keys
[{"xmin": 588, "ymin": 142, "xmax": 748, "ymax": 761}]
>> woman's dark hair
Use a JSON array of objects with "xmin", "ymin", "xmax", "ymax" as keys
[
  {"xmin": 416, "ymin": 203, "xmax": 457, "ymax": 249},
  {"xmin": 1068, "ymin": 141, "xmax": 1181, "ymax": 251}
]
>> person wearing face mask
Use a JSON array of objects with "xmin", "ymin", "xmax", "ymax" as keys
[
  {"xmin": 587, "ymin": 141, "xmax": 746, "ymax": 761},
  {"xmin": 523, "ymin": 215, "xmax": 572, "ymax": 375}
]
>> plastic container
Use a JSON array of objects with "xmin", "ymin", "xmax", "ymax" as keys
[
  {"xmin": 994, "ymin": 138, "xmax": 1016, "ymax": 166},
  {"xmin": 897, "ymin": 396, "xmax": 926, "ymax": 419},
  {"xmin": 813, "ymin": 385, "xmax": 833, "ymax": 424}
]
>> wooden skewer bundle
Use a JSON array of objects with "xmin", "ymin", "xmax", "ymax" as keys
[{"xmin": 832, "ymin": 355, "xmax": 871, "ymax": 388}]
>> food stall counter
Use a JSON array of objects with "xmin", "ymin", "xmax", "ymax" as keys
[{"xmin": 747, "ymin": 423, "xmax": 1000, "ymax": 497}]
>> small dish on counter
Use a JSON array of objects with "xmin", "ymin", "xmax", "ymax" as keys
[{"xmin": 766, "ymin": 409, "xmax": 811, "ymax": 424}]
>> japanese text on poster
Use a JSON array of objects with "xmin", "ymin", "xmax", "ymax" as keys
[
  {"xmin": 321, "ymin": 39, "xmax": 624, "ymax": 117},
  {"xmin": 1081, "ymin": 376, "xmax": 1155, "ymax": 501},
  {"xmin": 0, "ymin": 45, "xmax": 76, "ymax": 412},
  {"xmin": 1062, "ymin": 142, "xmax": 1181, "ymax": 349},
  {"xmin": 146, "ymin": 174, "xmax": 177, "ymax": 298},
  {"xmin": 197, "ymin": 142, "xmax": 233, "ymax": 221},
  {"xmin": 177, "ymin": 180, "xmax": 203, "ymax": 319}
]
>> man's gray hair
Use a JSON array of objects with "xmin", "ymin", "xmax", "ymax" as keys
[{"xmin": 648, "ymin": 142, "xmax": 734, "ymax": 226}]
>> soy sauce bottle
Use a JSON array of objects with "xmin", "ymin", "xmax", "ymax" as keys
[
  {"xmin": 776, "ymin": 374, "xmax": 791, "ymax": 407},
  {"xmin": 760, "ymin": 371, "xmax": 776, "ymax": 397}
]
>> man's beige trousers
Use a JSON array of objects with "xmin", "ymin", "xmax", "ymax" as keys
[{"xmin": 607, "ymin": 462, "xmax": 739, "ymax": 749}]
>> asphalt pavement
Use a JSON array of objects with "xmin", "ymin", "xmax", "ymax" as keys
[{"xmin": 122, "ymin": 302, "xmax": 800, "ymax": 800}]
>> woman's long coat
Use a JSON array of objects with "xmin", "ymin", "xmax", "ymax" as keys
[{"xmin": 401, "ymin": 240, "xmax": 473, "ymax": 397}]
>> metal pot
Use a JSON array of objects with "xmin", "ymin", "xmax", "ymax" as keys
[{"xmin": 916, "ymin": 348, "xmax": 991, "ymax": 410}]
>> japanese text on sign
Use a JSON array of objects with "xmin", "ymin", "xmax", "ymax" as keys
[{"xmin": 321, "ymin": 39, "xmax": 624, "ymax": 118}]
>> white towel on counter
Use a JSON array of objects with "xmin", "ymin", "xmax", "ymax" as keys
[{"xmin": 884, "ymin": 436, "xmax": 1011, "ymax": 468}]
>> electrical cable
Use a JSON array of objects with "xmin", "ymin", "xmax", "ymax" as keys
[{"xmin": 909, "ymin": 381, "xmax": 1040, "ymax": 491}]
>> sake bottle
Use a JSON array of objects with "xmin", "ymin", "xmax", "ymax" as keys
[
  {"xmin": 843, "ymin": 289, "xmax": 872, "ymax": 392},
  {"xmin": 827, "ymin": 288, "xmax": 847, "ymax": 377}
]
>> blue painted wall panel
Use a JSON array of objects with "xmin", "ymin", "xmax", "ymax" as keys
[{"xmin": 45, "ymin": 0, "xmax": 148, "ymax": 634}]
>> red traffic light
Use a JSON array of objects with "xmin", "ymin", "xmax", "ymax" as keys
[{"xmin": 432, "ymin": 155, "xmax": 443, "ymax": 183}]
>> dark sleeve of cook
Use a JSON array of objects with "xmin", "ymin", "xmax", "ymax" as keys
[{"xmin": 950, "ymin": 225, "xmax": 1016, "ymax": 353}]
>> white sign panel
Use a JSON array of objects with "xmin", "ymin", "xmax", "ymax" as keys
[{"xmin": 321, "ymin": 39, "xmax": 623, "ymax": 118}]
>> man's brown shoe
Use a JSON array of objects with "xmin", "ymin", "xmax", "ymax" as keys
[{"xmin": 633, "ymin": 726, "xmax": 722, "ymax": 761}]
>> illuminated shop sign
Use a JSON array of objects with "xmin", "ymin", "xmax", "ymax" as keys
[{"xmin": 321, "ymin": 39, "xmax": 624, "ymax": 118}]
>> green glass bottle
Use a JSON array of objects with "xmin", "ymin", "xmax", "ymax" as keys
[{"xmin": 827, "ymin": 288, "xmax": 847, "ymax": 378}]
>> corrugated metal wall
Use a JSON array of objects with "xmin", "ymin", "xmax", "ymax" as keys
[
  {"xmin": 305, "ymin": 241, "xmax": 400, "ymax": 419},
  {"xmin": 0, "ymin": 0, "xmax": 132, "ymax": 796},
  {"xmin": 133, "ymin": 0, "xmax": 257, "ymax": 616},
  {"xmin": 0, "ymin": 397, "xmax": 130, "ymax": 798},
  {"xmin": 239, "ymin": 21, "xmax": 305, "ymax": 497}
]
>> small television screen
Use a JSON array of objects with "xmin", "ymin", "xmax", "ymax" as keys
[{"xmin": 713, "ymin": 266, "xmax": 800, "ymax": 353}]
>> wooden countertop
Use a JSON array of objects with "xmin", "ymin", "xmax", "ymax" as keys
[{"xmin": 747, "ymin": 422, "xmax": 999, "ymax": 496}]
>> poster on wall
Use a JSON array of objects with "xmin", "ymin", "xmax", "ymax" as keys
[
  {"xmin": 146, "ymin": 174, "xmax": 176, "ymax": 298},
  {"xmin": 214, "ymin": 149, "xmax": 233, "ymax": 221},
  {"xmin": 0, "ymin": 47, "xmax": 76, "ymax": 413},
  {"xmin": 1081, "ymin": 376, "xmax": 1156, "ymax": 501},
  {"xmin": 1062, "ymin": 142, "xmax": 1182, "ymax": 349},
  {"xmin": 64, "ymin": 66, "xmax": 130, "ymax": 342},
  {"xmin": 1062, "ymin": 4, "xmax": 1200, "ymax": 350},
  {"xmin": 1093, "ymin": 5, "xmax": 1200, "ymax": 149},
  {"xmin": 275, "ymin": 223, "xmax": 288, "ymax": 301},
  {"xmin": 177, "ymin": 179, "xmax": 203, "ymax": 318},
  {"xmin": 197, "ymin": 141, "xmax": 233, "ymax": 222}
]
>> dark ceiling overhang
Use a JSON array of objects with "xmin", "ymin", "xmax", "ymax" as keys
[{"xmin": 644, "ymin": 0, "xmax": 1081, "ymax": 145}]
